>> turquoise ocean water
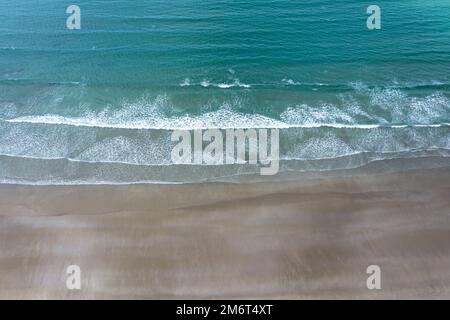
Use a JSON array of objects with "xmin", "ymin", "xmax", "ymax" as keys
[{"xmin": 0, "ymin": 0, "xmax": 449, "ymax": 183}]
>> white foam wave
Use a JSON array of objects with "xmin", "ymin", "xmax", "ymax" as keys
[
  {"xmin": 3, "ymin": 88, "xmax": 449, "ymax": 131},
  {"xmin": 282, "ymin": 78, "xmax": 300, "ymax": 85},
  {"xmin": 5, "ymin": 115, "xmax": 449, "ymax": 130},
  {"xmin": 200, "ymin": 80, "xmax": 211, "ymax": 87},
  {"xmin": 179, "ymin": 78, "xmax": 191, "ymax": 87},
  {"xmin": 217, "ymin": 83, "xmax": 232, "ymax": 89},
  {"xmin": 182, "ymin": 79, "xmax": 251, "ymax": 89},
  {"xmin": 0, "ymin": 148, "xmax": 448, "ymax": 169},
  {"xmin": 282, "ymin": 79, "xmax": 327, "ymax": 87},
  {"xmin": 216, "ymin": 80, "xmax": 251, "ymax": 89},
  {"xmin": 5, "ymin": 111, "xmax": 285, "ymax": 130}
]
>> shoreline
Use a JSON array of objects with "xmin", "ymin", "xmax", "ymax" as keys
[
  {"xmin": 0, "ymin": 166, "xmax": 450, "ymax": 299},
  {"xmin": 0, "ymin": 152, "xmax": 449, "ymax": 186}
]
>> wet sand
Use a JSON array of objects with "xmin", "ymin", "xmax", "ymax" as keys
[{"xmin": 0, "ymin": 167, "xmax": 450, "ymax": 299}]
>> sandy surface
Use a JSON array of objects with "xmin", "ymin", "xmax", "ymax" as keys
[{"xmin": 0, "ymin": 167, "xmax": 450, "ymax": 299}]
